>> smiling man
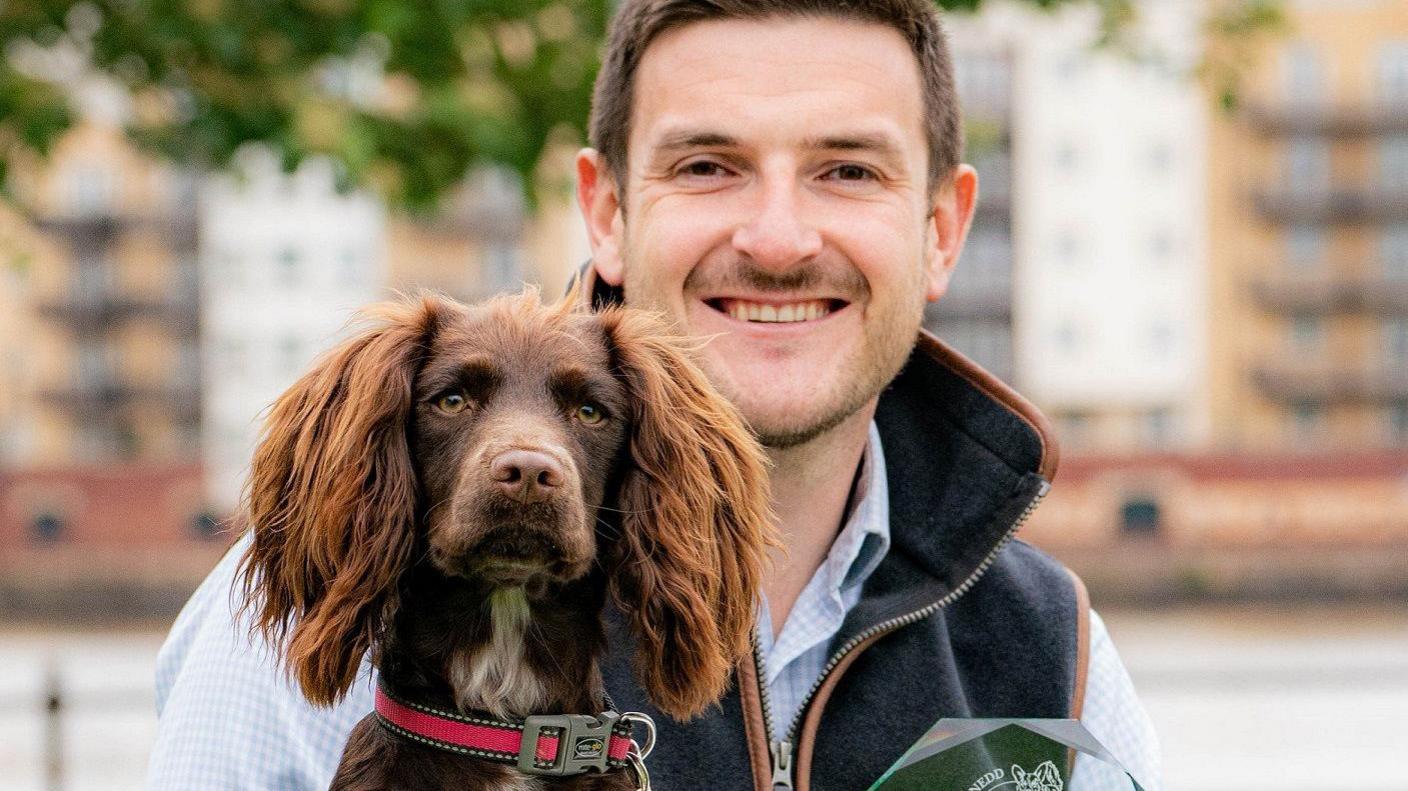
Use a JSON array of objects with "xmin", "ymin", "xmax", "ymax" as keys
[{"xmin": 149, "ymin": 2, "xmax": 1160, "ymax": 790}]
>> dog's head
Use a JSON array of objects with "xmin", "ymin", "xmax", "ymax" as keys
[{"xmin": 238, "ymin": 290, "xmax": 773, "ymax": 720}]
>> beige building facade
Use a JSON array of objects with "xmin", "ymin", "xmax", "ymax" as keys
[{"xmin": 1208, "ymin": 0, "xmax": 1408, "ymax": 451}]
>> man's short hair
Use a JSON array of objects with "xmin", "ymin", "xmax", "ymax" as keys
[{"xmin": 588, "ymin": 0, "xmax": 962, "ymax": 197}]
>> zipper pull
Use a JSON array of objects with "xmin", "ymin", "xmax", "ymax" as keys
[{"xmin": 769, "ymin": 739, "xmax": 794, "ymax": 789}]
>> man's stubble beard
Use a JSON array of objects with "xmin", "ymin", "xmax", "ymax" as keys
[{"xmin": 617, "ymin": 240, "xmax": 929, "ymax": 453}]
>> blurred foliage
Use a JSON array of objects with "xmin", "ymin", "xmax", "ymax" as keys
[{"xmin": 0, "ymin": 0, "xmax": 1282, "ymax": 212}]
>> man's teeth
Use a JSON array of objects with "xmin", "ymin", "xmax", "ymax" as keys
[{"xmin": 724, "ymin": 299, "xmax": 832, "ymax": 323}]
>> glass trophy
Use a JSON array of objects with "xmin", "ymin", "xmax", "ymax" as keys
[{"xmin": 868, "ymin": 719, "xmax": 1144, "ymax": 791}]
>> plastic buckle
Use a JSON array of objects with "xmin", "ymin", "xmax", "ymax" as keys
[{"xmin": 518, "ymin": 711, "xmax": 621, "ymax": 776}]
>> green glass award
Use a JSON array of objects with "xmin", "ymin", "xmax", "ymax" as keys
[{"xmin": 868, "ymin": 719, "xmax": 1144, "ymax": 791}]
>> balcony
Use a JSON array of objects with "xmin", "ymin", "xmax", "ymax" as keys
[
  {"xmin": 1251, "ymin": 188, "xmax": 1408, "ymax": 224},
  {"xmin": 1252, "ymin": 360, "xmax": 1408, "ymax": 403},
  {"xmin": 1250, "ymin": 275, "xmax": 1408, "ymax": 315},
  {"xmin": 38, "ymin": 288, "xmax": 199, "ymax": 335},
  {"xmin": 1243, "ymin": 101, "xmax": 1408, "ymax": 137},
  {"xmin": 38, "ymin": 378, "xmax": 200, "ymax": 424}
]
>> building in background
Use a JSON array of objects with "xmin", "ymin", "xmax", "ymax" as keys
[
  {"xmin": 15, "ymin": 120, "xmax": 201, "ymax": 465},
  {"xmin": 199, "ymin": 150, "xmax": 386, "ymax": 514},
  {"xmin": 944, "ymin": 0, "xmax": 1211, "ymax": 452},
  {"xmin": 927, "ymin": 40, "xmax": 1017, "ymax": 384},
  {"xmin": 1208, "ymin": 0, "xmax": 1408, "ymax": 451}
]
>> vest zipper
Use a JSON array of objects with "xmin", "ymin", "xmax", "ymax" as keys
[{"xmin": 758, "ymin": 480, "xmax": 1050, "ymax": 789}]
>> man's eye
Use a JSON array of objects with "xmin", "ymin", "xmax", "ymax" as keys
[
  {"xmin": 679, "ymin": 160, "xmax": 728, "ymax": 178},
  {"xmin": 436, "ymin": 392, "xmax": 469, "ymax": 414},
  {"xmin": 828, "ymin": 164, "xmax": 877, "ymax": 182}
]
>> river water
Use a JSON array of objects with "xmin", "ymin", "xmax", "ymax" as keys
[{"xmin": 1, "ymin": 604, "xmax": 1404, "ymax": 790}]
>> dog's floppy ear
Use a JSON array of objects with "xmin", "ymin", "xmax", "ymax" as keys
[
  {"xmin": 599, "ymin": 308, "xmax": 776, "ymax": 720},
  {"xmin": 237, "ymin": 294, "xmax": 449, "ymax": 706}
]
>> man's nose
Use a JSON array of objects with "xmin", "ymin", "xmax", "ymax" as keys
[{"xmin": 731, "ymin": 175, "xmax": 823, "ymax": 269}]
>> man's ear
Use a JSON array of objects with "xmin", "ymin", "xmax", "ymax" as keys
[
  {"xmin": 924, "ymin": 163, "xmax": 979, "ymax": 301},
  {"xmin": 576, "ymin": 148, "xmax": 626, "ymax": 287}
]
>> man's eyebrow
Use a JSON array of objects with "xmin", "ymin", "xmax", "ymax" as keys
[
  {"xmin": 803, "ymin": 132, "xmax": 907, "ymax": 163},
  {"xmin": 649, "ymin": 129, "xmax": 740, "ymax": 154}
]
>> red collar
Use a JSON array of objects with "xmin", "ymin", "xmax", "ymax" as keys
[{"xmin": 373, "ymin": 684, "xmax": 653, "ymax": 780}]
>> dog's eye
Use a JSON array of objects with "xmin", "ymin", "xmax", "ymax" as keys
[
  {"xmin": 575, "ymin": 403, "xmax": 606, "ymax": 425},
  {"xmin": 436, "ymin": 392, "xmax": 469, "ymax": 414}
]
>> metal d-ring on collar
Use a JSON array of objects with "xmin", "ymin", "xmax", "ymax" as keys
[{"xmin": 620, "ymin": 711, "xmax": 656, "ymax": 790}]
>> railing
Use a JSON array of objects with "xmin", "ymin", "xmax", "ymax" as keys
[
  {"xmin": 1249, "ymin": 274, "xmax": 1408, "ymax": 314},
  {"xmin": 1243, "ymin": 101, "xmax": 1408, "ymax": 137},
  {"xmin": 0, "ymin": 665, "xmax": 152, "ymax": 791},
  {"xmin": 1252, "ymin": 360, "xmax": 1408, "ymax": 402},
  {"xmin": 1251, "ymin": 188, "xmax": 1408, "ymax": 223}
]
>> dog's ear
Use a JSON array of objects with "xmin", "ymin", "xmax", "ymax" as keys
[
  {"xmin": 237, "ymin": 294, "xmax": 449, "ymax": 706},
  {"xmin": 600, "ymin": 308, "xmax": 776, "ymax": 720}
]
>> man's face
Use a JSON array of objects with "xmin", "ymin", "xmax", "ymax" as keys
[{"xmin": 578, "ymin": 16, "xmax": 976, "ymax": 448}]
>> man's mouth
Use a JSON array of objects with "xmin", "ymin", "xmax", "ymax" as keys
[{"xmin": 708, "ymin": 297, "xmax": 846, "ymax": 323}]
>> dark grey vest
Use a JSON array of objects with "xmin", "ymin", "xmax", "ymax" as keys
[{"xmin": 597, "ymin": 330, "xmax": 1080, "ymax": 790}]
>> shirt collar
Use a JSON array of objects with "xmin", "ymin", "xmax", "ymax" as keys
[{"xmin": 824, "ymin": 422, "xmax": 891, "ymax": 595}]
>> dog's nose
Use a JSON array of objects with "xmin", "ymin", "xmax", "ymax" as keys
[{"xmin": 489, "ymin": 449, "xmax": 564, "ymax": 503}]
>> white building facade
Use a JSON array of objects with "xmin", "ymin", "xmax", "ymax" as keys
[
  {"xmin": 199, "ymin": 151, "xmax": 386, "ymax": 512},
  {"xmin": 945, "ymin": 0, "xmax": 1211, "ymax": 450}
]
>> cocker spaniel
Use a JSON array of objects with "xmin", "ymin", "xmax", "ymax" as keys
[{"xmin": 237, "ymin": 290, "xmax": 774, "ymax": 790}]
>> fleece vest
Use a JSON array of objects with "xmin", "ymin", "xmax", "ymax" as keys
[{"xmin": 595, "ymin": 325, "xmax": 1085, "ymax": 791}]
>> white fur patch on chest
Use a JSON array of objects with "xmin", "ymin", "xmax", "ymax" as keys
[{"xmin": 449, "ymin": 586, "xmax": 547, "ymax": 718}]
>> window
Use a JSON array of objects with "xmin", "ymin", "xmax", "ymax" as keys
[
  {"xmin": 32, "ymin": 512, "xmax": 64, "ymax": 543},
  {"xmin": 1285, "ymin": 137, "xmax": 1330, "ymax": 189},
  {"xmin": 484, "ymin": 244, "xmax": 523, "ymax": 294},
  {"xmin": 1389, "ymin": 400, "xmax": 1408, "ymax": 444},
  {"xmin": 280, "ymin": 336, "xmax": 303, "ymax": 376},
  {"xmin": 1120, "ymin": 497, "xmax": 1161, "ymax": 536},
  {"xmin": 960, "ymin": 228, "xmax": 1012, "ymax": 294},
  {"xmin": 65, "ymin": 164, "xmax": 116, "ymax": 215},
  {"xmin": 1379, "ymin": 135, "xmax": 1408, "ymax": 191},
  {"xmin": 1290, "ymin": 314, "xmax": 1323, "ymax": 352},
  {"xmin": 192, "ymin": 510, "xmax": 223, "ymax": 540},
  {"xmin": 339, "ymin": 248, "xmax": 361, "ymax": 286},
  {"xmin": 1284, "ymin": 43, "xmax": 1322, "ymax": 105},
  {"xmin": 1287, "ymin": 225, "xmax": 1324, "ymax": 270},
  {"xmin": 1144, "ymin": 409, "xmax": 1173, "ymax": 446},
  {"xmin": 1291, "ymin": 400, "xmax": 1323, "ymax": 442},
  {"xmin": 277, "ymin": 247, "xmax": 300, "ymax": 286},
  {"xmin": 1383, "ymin": 318, "xmax": 1408, "ymax": 364},
  {"xmin": 954, "ymin": 51, "xmax": 1011, "ymax": 113},
  {"xmin": 1148, "ymin": 322, "xmax": 1176, "ymax": 358},
  {"xmin": 1383, "ymin": 226, "xmax": 1408, "ymax": 280},
  {"xmin": 1378, "ymin": 41, "xmax": 1408, "ymax": 105}
]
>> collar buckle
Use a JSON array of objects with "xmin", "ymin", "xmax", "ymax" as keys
[{"xmin": 518, "ymin": 711, "xmax": 621, "ymax": 776}]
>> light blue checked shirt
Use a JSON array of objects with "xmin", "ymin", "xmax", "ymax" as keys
[{"xmin": 149, "ymin": 423, "xmax": 1160, "ymax": 790}]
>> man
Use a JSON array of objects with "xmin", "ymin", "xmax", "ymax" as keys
[{"xmin": 150, "ymin": 1, "xmax": 1161, "ymax": 789}]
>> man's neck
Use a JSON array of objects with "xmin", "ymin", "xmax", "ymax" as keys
[{"xmin": 761, "ymin": 401, "xmax": 877, "ymax": 636}]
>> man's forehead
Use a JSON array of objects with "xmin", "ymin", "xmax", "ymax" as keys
[{"xmin": 629, "ymin": 16, "xmax": 926, "ymax": 153}]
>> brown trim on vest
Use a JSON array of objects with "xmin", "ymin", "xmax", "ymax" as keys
[
  {"xmin": 916, "ymin": 331, "xmax": 1061, "ymax": 482},
  {"xmin": 792, "ymin": 630, "xmax": 889, "ymax": 791},
  {"xmin": 736, "ymin": 656, "xmax": 774, "ymax": 791},
  {"xmin": 1067, "ymin": 568, "xmax": 1091, "ymax": 719}
]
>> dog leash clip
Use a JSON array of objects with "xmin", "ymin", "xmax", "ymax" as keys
[{"xmin": 620, "ymin": 711, "xmax": 656, "ymax": 791}]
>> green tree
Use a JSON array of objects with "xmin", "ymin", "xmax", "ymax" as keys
[{"xmin": 0, "ymin": 0, "xmax": 1282, "ymax": 211}]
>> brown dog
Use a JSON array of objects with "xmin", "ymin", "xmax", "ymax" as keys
[{"xmin": 237, "ymin": 290, "xmax": 774, "ymax": 789}]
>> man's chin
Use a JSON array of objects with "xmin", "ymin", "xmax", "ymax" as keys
[{"xmin": 746, "ymin": 401, "xmax": 869, "ymax": 450}]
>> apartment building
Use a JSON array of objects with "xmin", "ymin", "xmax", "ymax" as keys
[
  {"xmin": 1208, "ymin": 0, "xmax": 1408, "ymax": 450},
  {"xmin": 14, "ymin": 121, "xmax": 201, "ymax": 464},
  {"xmin": 943, "ymin": 1, "xmax": 1211, "ymax": 451}
]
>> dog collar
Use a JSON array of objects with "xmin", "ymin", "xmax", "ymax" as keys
[{"xmin": 373, "ymin": 683, "xmax": 655, "ymax": 780}]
